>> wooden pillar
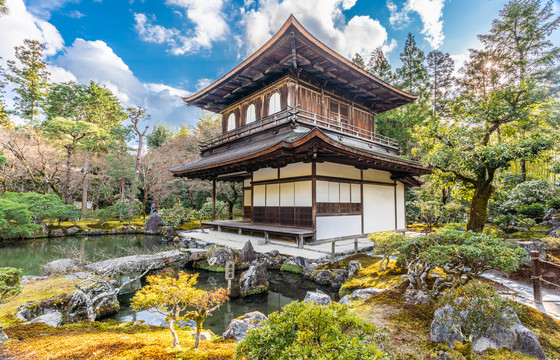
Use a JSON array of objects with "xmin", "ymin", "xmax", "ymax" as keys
[
  {"xmin": 212, "ymin": 178, "xmax": 216, "ymax": 221},
  {"xmin": 331, "ymin": 240, "xmax": 336, "ymax": 263},
  {"xmin": 298, "ymin": 234, "xmax": 304, "ymax": 249},
  {"xmin": 531, "ymin": 251, "xmax": 543, "ymax": 304},
  {"xmin": 264, "ymin": 231, "xmax": 269, "ymax": 244},
  {"xmin": 354, "ymin": 238, "xmax": 358, "ymax": 255}
]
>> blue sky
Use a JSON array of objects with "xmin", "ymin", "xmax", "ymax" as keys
[{"xmin": 1, "ymin": 0, "xmax": 559, "ymax": 129}]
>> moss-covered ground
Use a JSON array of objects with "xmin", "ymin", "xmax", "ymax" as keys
[
  {"xmin": 0, "ymin": 276, "xmax": 77, "ymax": 325},
  {"xmin": 53, "ymin": 218, "xmax": 202, "ymax": 232},
  {"xmin": 0, "ymin": 320, "xmax": 236, "ymax": 360},
  {"xmin": 339, "ymin": 257, "xmax": 407, "ymax": 296}
]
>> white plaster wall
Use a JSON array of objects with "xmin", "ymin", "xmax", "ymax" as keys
[
  {"xmin": 280, "ymin": 162, "xmax": 312, "ymax": 178},
  {"xmin": 363, "ymin": 169, "xmax": 393, "ymax": 183},
  {"xmin": 316, "ymin": 180, "xmax": 329, "ymax": 202},
  {"xmin": 316, "ymin": 215, "xmax": 362, "ymax": 240},
  {"xmin": 266, "ymin": 184, "xmax": 280, "ymax": 206},
  {"xmin": 294, "ymin": 181, "xmax": 312, "ymax": 206},
  {"xmin": 253, "ymin": 167, "xmax": 278, "ymax": 181},
  {"xmin": 280, "ymin": 182, "xmax": 295, "ymax": 206},
  {"xmin": 317, "ymin": 162, "xmax": 361, "ymax": 180},
  {"xmin": 243, "ymin": 190, "xmax": 252, "ymax": 206},
  {"xmin": 351, "ymin": 183, "xmax": 361, "ymax": 203},
  {"xmin": 396, "ymin": 182, "xmax": 406, "ymax": 230},
  {"xmin": 243, "ymin": 178, "xmax": 251, "ymax": 187},
  {"xmin": 340, "ymin": 183, "xmax": 351, "ymax": 202},
  {"xmin": 363, "ymin": 184, "xmax": 396, "ymax": 233},
  {"xmin": 253, "ymin": 185, "xmax": 266, "ymax": 206},
  {"xmin": 328, "ymin": 182, "xmax": 340, "ymax": 202}
]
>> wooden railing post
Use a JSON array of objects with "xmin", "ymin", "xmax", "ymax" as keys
[
  {"xmin": 331, "ymin": 240, "xmax": 336, "ymax": 264},
  {"xmin": 354, "ymin": 238, "xmax": 358, "ymax": 255},
  {"xmin": 531, "ymin": 250, "xmax": 543, "ymax": 305}
]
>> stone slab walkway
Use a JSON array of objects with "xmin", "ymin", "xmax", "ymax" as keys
[
  {"xmin": 481, "ymin": 271, "xmax": 560, "ymax": 321},
  {"xmin": 180, "ymin": 230, "xmax": 374, "ymax": 260}
]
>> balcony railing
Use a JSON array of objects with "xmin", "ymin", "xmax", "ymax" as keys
[{"xmin": 199, "ymin": 106, "xmax": 400, "ymax": 151}]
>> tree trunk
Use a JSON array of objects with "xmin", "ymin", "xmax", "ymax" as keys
[
  {"xmin": 65, "ymin": 146, "xmax": 73, "ymax": 204},
  {"xmin": 128, "ymin": 135, "xmax": 143, "ymax": 217},
  {"xmin": 168, "ymin": 318, "xmax": 179, "ymax": 348},
  {"xmin": 194, "ymin": 321, "xmax": 202, "ymax": 349},
  {"xmin": 81, "ymin": 151, "xmax": 90, "ymax": 212},
  {"xmin": 466, "ymin": 183, "xmax": 493, "ymax": 232},
  {"xmin": 520, "ymin": 159, "xmax": 527, "ymax": 182}
]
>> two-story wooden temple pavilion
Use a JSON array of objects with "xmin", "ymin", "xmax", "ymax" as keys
[{"xmin": 170, "ymin": 15, "xmax": 430, "ymax": 247}]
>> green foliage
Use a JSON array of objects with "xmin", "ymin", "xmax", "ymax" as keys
[
  {"xmin": 503, "ymin": 179, "xmax": 558, "ymax": 212},
  {"xmin": 367, "ymin": 48, "xmax": 394, "ymax": 82},
  {"xmin": 415, "ymin": 200, "xmax": 443, "ymax": 232},
  {"xmin": 438, "ymin": 283, "xmax": 521, "ymax": 341},
  {"xmin": 0, "ymin": 267, "xmax": 22, "ymax": 304},
  {"xmin": 160, "ymin": 202, "xmax": 192, "ymax": 227},
  {"xmin": 549, "ymin": 199, "xmax": 560, "ymax": 210},
  {"xmin": 5, "ymin": 39, "xmax": 49, "ymax": 126},
  {"xmin": 369, "ymin": 231, "xmax": 406, "ymax": 271},
  {"xmin": 234, "ymin": 301, "xmax": 390, "ymax": 360},
  {"xmin": 0, "ymin": 192, "xmax": 80, "ymax": 225},
  {"xmin": 517, "ymin": 203, "xmax": 546, "ymax": 220},
  {"xmin": 146, "ymin": 124, "xmax": 172, "ymax": 148},
  {"xmin": 0, "ymin": 197, "xmax": 40, "ymax": 239},
  {"xmin": 197, "ymin": 201, "xmax": 226, "ymax": 220},
  {"xmin": 95, "ymin": 201, "xmax": 140, "ymax": 225},
  {"xmin": 373, "ymin": 229, "xmax": 526, "ymax": 298}
]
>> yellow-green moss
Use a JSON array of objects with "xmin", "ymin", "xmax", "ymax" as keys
[
  {"xmin": 316, "ymin": 254, "xmax": 383, "ymax": 271},
  {"xmin": 339, "ymin": 259, "xmax": 406, "ymax": 296},
  {"xmin": 198, "ymin": 262, "xmax": 225, "ymax": 272},
  {"xmin": 0, "ymin": 276, "xmax": 77, "ymax": 326},
  {"xmin": 279, "ymin": 263, "xmax": 302, "ymax": 274}
]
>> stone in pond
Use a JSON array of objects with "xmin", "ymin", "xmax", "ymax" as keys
[
  {"xmin": 238, "ymin": 240, "xmax": 256, "ymax": 263},
  {"xmin": 239, "ymin": 263, "xmax": 269, "ymax": 297},
  {"xmin": 144, "ymin": 213, "xmax": 164, "ymax": 234}
]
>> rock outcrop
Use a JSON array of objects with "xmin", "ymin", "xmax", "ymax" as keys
[
  {"xmin": 338, "ymin": 287, "xmax": 384, "ymax": 305},
  {"xmin": 29, "ymin": 311, "xmax": 63, "ymax": 327},
  {"xmin": 240, "ymin": 263, "xmax": 269, "ymax": 297},
  {"xmin": 430, "ymin": 305, "xmax": 546, "ymax": 360},
  {"xmin": 238, "ymin": 241, "xmax": 257, "ymax": 264},
  {"xmin": 65, "ymin": 227, "xmax": 80, "ymax": 236},
  {"xmin": 0, "ymin": 324, "xmax": 7, "ymax": 346},
  {"xmin": 144, "ymin": 213, "xmax": 164, "ymax": 234},
  {"xmin": 347, "ymin": 260, "xmax": 362, "ymax": 277},
  {"xmin": 223, "ymin": 311, "xmax": 268, "ymax": 342},
  {"xmin": 84, "ymin": 249, "xmax": 191, "ymax": 275},
  {"xmin": 206, "ymin": 248, "xmax": 235, "ymax": 269},
  {"xmin": 42, "ymin": 258, "xmax": 81, "ymax": 276},
  {"xmin": 303, "ymin": 291, "xmax": 332, "ymax": 305},
  {"xmin": 49, "ymin": 229, "xmax": 65, "ymax": 237}
]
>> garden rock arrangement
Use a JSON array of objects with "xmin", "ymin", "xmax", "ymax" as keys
[
  {"xmin": 430, "ymin": 305, "xmax": 546, "ymax": 359},
  {"xmin": 29, "ymin": 311, "xmax": 63, "ymax": 327},
  {"xmin": 143, "ymin": 213, "xmax": 164, "ymax": 234},
  {"xmin": 303, "ymin": 291, "xmax": 332, "ymax": 305},
  {"xmin": 223, "ymin": 311, "xmax": 268, "ymax": 341},
  {"xmin": 239, "ymin": 263, "xmax": 269, "ymax": 297},
  {"xmin": 338, "ymin": 287, "xmax": 384, "ymax": 305}
]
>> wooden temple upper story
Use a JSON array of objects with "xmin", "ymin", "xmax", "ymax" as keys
[{"xmin": 183, "ymin": 15, "xmax": 417, "ymax": 156}]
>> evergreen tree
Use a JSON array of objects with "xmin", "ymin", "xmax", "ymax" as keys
[
  {"xmin": 0, "ymin": 64, "xmax": 9, "ymax": 127},
  {"xmin": 426, "ymin": 50, "xmax": 455, "ymax": 116},
  {"xmin": 6, "ymin": 40, "xmax": 50, "ymax": 127},
  {"xmin": 147, "ymin": 125, "xmax": 173, "ymax": 148},
  {"xmin": 351, "ymin": 53, "xmax": 365, "ymax": 69},
  {"xmin": 478, "ymin": 0, "xmax": 560, "ymax": 182},
  {"xmin": 367, "ymin": 48, "xmax": 394, "ymax": 82},
  {"xmin": 396, "ymin": 33, "xmax": 427, "ymax": 94}
]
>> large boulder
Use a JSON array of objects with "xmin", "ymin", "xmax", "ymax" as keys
[
  {"xmin": 84, "ymin": 249, "xmax": 189, "ymax": 275},
  {"xmin": 240, "ymin": 263, "xmax": 269, "ymax": 297},
  {"xmin": 144, "ymin": 213, "xmax": 164, "ymax": 234},
  {"xmin": 238, "ymin": 241, "xmax": 257, "ymax": 264},
  {"xmin": 88, "ymin": 229, "xmax": 106, "ymax": 236},
  {"xmin": 223, "ymin": 311, "xmax": 268, "ymax": 342},
  {"xmin": 285, "ymin": 256, "xmax": 311, "ymax": 269},
  {"xmin": 207, "ymin": 248, "xmax": 235, "ymax": 268},
  {"xmin": 302, "ymin": 263, "xmax": 318, "ymax": 279},
  {"xmin": 314, "ymin": 270, "xmax": 333, "ymax": 286},
  {"xmin": 162, "ymin": 226, "xmax": 177, "ymax": 241},
  {"xmin": 65, "ymin": 282, "xmax": 120, "ymax": 322},
  {"xmin": 28, "ymin": 311, "xmax": 63, "ymax": 327},
  {"xmin": 331, "ymin": 269, "xmax": 349, "ymax": 289},
  {"xmin": 303, "ymin": 291, "xmax": 332, "ymax": 305},
  {"xmin": 403, "ymin": 289, "xmax": 432, "ymax": 305},
  {"xmin": 49, "ymin": 229, "xmax": 65, "ymax": 237},
  {"xmin": 430, "ymin": 305, "xmax": 546, "ymax": 360},
  {"xmin": 65, "ymin": 227, "xmax": 80, "ymax": 236},
  {"xmin": 42, "ymin": 258, "xmax": 81, "ymax": 276}
]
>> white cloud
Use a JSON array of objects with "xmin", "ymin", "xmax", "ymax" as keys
[
  {"xmin": 47, "ymin": 64, "xmax": 77, "ymax": 83},
  {"xmin": 133, "ymin": 0, "xmax": 229, "ymax": 55},
  {"xmin": 239, "ymin": 0, "xmax": 394, "ymax": 59},
  {"xmin": 133, "ymin": 13, "xmax": 180, "ymax": 45},
  {"xmin": 25, "ymin": 0, "xmax": 79, "ymax": 20},
  {"xmin": 52, "ymin": 39, "xmax": 198, "ymax": 127},
  {"xmin": 0, "ymin": 0, "xmax": 64, "ymax": 62},
  {"xmin": 386, "ymin": 0, "xmax": 445, "ymax": 49},
  {"xmin": 66, "ymin": 10, "xmax": 85, "ymax": 18},
  {"xmin": 381, "ymin": 38, "xmax": 398, "ymax": 54},
  {"xmin": 195, "ymin": 78, "xmax": 213, "ymax": 90}
]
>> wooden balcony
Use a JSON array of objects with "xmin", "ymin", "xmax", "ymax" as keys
[{"xmin": 199, "ymin": 106, "xmax": 400, "ymax": 152}]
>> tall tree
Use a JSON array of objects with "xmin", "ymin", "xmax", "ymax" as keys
[
  {"xmin": 426, "ymin": 50, "xmax": 455, "ymax": 116},
  {"xmin": 6, "ymin": 40, "xmax": 49, "ymax": 127},
  {"xmin": 147, "ymin": 124, "xmax": 173, "ymax": 148},
  {"xmin": 127, "ymin": 106, "xmax": 149, "ymax": 217},
  {"xmin": 396, "ymin": 33, "xmax": 428, "ymax": 94},
  {"xmin": 478, "ymin": 0, "xmax": 560, "ymax": 181},
  {"xmin": 367, "ymin": 48, "xmax": 394, "ymax": 82},
  {"xmin": 0, "ymin": 64, "xmax": 9, "ymax": 127},
  {"xmin": 42, "ymin": 117, "xmax": 100, "ymax": 204},
  {"xmin": 351, "ymin": 53, "xmax": 365, "ymax": 68}
]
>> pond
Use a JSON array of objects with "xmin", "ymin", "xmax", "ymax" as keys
[{"xmin": 0, "ymin": 234, "xmax": 339, "ymax": 335}]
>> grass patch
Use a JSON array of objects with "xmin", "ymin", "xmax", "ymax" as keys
[
  {"xmin": 1, "ymin": 320, "xmax": 236, "ymax": 360},
  {"xmin": 198, "ymin": 262, "xmax": 225, "ymax": 272},
  {"xmin": 279, "ymin": 263, "xmax": 302, "ymax": 274},
  {"xmin": 339, "ymin": 258, "xmax": 406, "ymax": 296},
  {"xmin": 317, "ymin": 254, "xmax": 382, "ymax": 271},
  {"xmin": 0, "ymin": 276, "xmax": 77, "ymax": 325}
]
